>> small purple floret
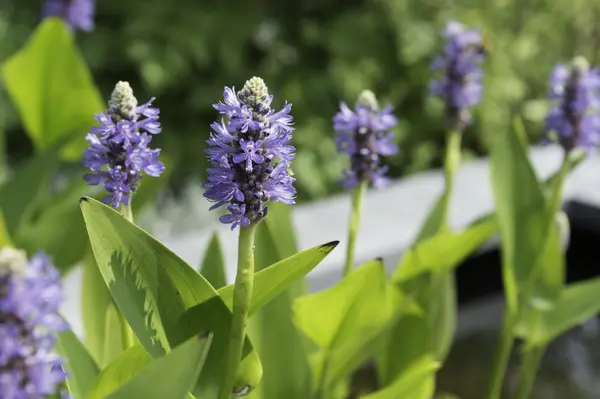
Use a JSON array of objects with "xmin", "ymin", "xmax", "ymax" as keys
[
  {"xmin": 333, "ymin": 90, "xmax": 398, "ymax": 189},
  {"xmin": 545, "ymin": 57, "xmax": 600, "ymax": 153},
  {"xmin": 83, "ymin": 82, "xmax": 165, "ymax": 208},
  {"xmin": 203, "ymin": 77, "xmax": 296, "ymax": 230},
  {"xmin": 429, "ymin": 20, "xmax": 485, "ymax": 130},
  {"xmin": 42, "ymin": 0, "xmax": 95, "ymax": 32},
  {"xmin": 0, "ymin": 248, "xmax": 68, "ymax": 398}
]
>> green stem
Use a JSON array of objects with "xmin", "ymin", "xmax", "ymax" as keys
[
  {"xmin": 343, "ymin": 180, "xmax": 368, "ymax": 276},
  {"xmin": 547, "ymin": 151, "xmax": 570, "ymax": 217},
  {"xmin": 441, "ymin": 130, "xmax": 462, "ymax": 228},
  {"xmin": 118, "ymin": 203, "xmax": 136, "ymax": 350},
  {"xmin": 516, "ymin": 345, "xmax": 545, "ymax": 399},
  {"xmin": 218, "ymin": 224, "xmax": 257, "ymax": 399},
  {"xmin": 487, "ymin": 312, "xmax": 516, "ymax": 399}
]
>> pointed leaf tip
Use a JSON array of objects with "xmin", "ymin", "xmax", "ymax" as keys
[{"xmin": 319, "ymin": 241, "xmax": 340, "ymax": 251}]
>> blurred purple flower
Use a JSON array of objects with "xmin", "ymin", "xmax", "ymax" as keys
[
  {"xmin": 83, "ymin": 82, "xmax": 165, "ymax": 208},
  {"xmin": 0, "ymin": 248, "xmax": 68, "ymax": 398},
  {"xmin": 204, "ymin": 77, "xmax": 296, "ymax": 230},
  {"xmin": 429, "ymin": 20, "xmax": 485, "ymax": 130},
  {"xmin": 545, "ymin": 57, "xmax": 600, "ymax": 153},
  {"xmin": 42, "ymin": 0, "xmax": 95, "ymax": 32},
  {"xmin": 333, "ymin": 90, "xmax": 398, "ymax": 190}
]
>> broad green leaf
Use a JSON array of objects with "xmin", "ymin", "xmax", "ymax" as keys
[
  {"xmin": 247, "ymin": 214, "xmax": 312, "ymax": 399},
  {"xmin": 15, "ymin": 180, "xmax": 90, "ymax": 271},
  {"xmin": 56, "ymin": 329, "xmax": 100, "ymax": 399},
  {"xmin": 1, "ymin": 18, "xmax": 103, "ymax": 158},
  {"xmin": 516, "ymin": 277, "xmax": 600, "ymax": 345},
  {"xmin": 103, "ymin": 332, "xmax": 212, "ymax": 399},
  {"xmin": 361, "ymin": 356, "xmax": 439, "ymax": 399},
  {"xmin": 489, "ymin": 119, "xmax": 550, "ymax": 312},
  {"xmin": 82, "ymin": 247, "xmax": 115, "ymax": 365},
  {"xmin": 428, "ymin": 270, "xmax": 456, "ymax": 361},
  {"xmin": 218, "ymin": 240, "xmax": 339, "ymax": 315},
  {"xmin": 200, "ymin": 233, "xmax": 227, "ymax": 290},
  {"xmin": 293, "ymin": 260, "xmax": 401, "ymax": 390},
  {"xmin": 392, "ymin": 214, "xmax": 497, "ymax": 282},
  {"xmin": 376, "ymin": 312, "xmax": 428, "ymax": 386},
  {"xmin": 80, "ymin": 197, "xmax": 262, "ymax": 399},
  {"xmin": 86, "ymin": 345, "xmax": 152, "ymax": 399},
  {"xmin": 0, "ymin": 151, "xmax": 55, "ymax": 237},
  {"xmin": 102, "ymin": 304, "xmax": 126, "ymax": 367}
]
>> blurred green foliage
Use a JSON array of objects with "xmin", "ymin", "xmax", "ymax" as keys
[{"xmin": 2, "ymin": 0, "xmax": 600, "ymax": 201}]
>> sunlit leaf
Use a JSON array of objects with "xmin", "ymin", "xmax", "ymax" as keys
[
  {"xmin": 99, "ymin": 332, "xmax": 212, "ymax": 399},
  {"xmin": 294, "ymin": 259, "xmax": 401, "ymax": 390},
  {"xmin": 361, "ymin": 356, "xmax": 439, "ymax": 399},
  {"xmin": 1, "ymin": 18, "xmax": 103, "ymax": 159},
  {"xmin": 80, "ymin": 197, "xmax": 261, "ymax": 399}
]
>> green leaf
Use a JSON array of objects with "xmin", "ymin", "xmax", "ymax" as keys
[
  {"xmin": 415, "ymin": 193, "xmax": 448, "ymax": 242},
  {"xmin": 56, "ymin": 329, "xmax": 100, "ymax": 399},
  {"xmin": 218, "ymin": 240, "xmax": 339, "ymax": 316},
  {"xmin": 427, "ymin": 270, "xmax": 456, "ymax": 361},
  {"xmin": 80, "ymin": 196, "xmax": 262, "ymax": 399},
  {"xmin": 489, "ymin": 119, "xmax": 553, "ymax": 312},
  {"xmin": 361, "ymin": 356, "xmax": 439, "ymax": 399},
  {"xmin": 1, "ymin": 18, "xmax": 104, "ymax": 158},
  {"xmin": 86, "ymin": 345, "xmax": 152, "ymax": 399},
  {"xmin": 101, "ymin": 332, "xmax": 213, "ymax": 399},
  {"xmin": 102, "ymin": 303, "xmax": 126, "ymax": 367},
  {"xmin": 293, "ymin": 259, "xmax": 401, "ymax": 390},
  {"xmin": 516, "ymin": 277, "xmax": 600, "ymax": 345},
  {"xmin": 81, "ymin": 247, "xmax": 115, "ymax": 366},
  {"xmin": 15, "ymin": 179, "xmax": 89, "ymax": 271},
  {"xmin": 246, "ymin": 212, "xmax": 313, "ymax": 399},
  {"xmin": 200, "ymin": 233, "xmax": 227, "ymax": 290},
  {"xmin": 376, "ymin": 312, "xmax": 428, "ymax": 387},
  {"xmin": 0, "ymin": 151, "xmax": 55, "ymax": 237},
  {"xmin": 0, "ymin": 209, "xmax": 12, "ymax": 247},
  {"xmin": 392, "ymin": 214, "xmax": 497, "ymax": 282}
]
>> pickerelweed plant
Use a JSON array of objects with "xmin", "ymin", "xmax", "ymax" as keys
[
  {"xmin": 333, "ymin": 90, "xmax": 398, "ymax": 276},
  {"xmin": 488, "ymin": 56, "xmax": 600, "ymax": 399},
  {"xmin": 203, "ymin": 76, "xmax": 297, "ymax": 398},
  {"xmin": 6, "ymin": 12, "xmax": 600, "ymax": 399}
]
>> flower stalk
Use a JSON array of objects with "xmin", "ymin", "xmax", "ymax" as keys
[
  {"xmin": 343, "ymin": 180, "xmax": 367, "ymax": 276},
  {"xmin": 218, "ymin": 224, "xmax": 257, "ymax": 399},
  {"xmin": 334, "ymin": 90, "xmax": 398, "ymax": 275}
]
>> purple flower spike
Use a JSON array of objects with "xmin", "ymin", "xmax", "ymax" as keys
[
  {"xmin": 545, "ymin": 57, "xmax": 600, "ymax": 154},
  {"xmin": 83, "ymin": 82, "xmax": 165, "ymax": 208},
  {"xmin": 42, "ymin": 0, "xmax": 95, "ymax": 32},
  {"xmin": 0, "ymin": 248, "xmax": 68, "ymax": 398},
  {"xmin": 429, "ymin": 20, "xmax": 486, "ymax": 130},
  {"xmin": 203, "ymin": 77, "xmax": 296, "ymax": 229},
  {"xmin": 333, "ymin": 90, "xmax": 398, "ymax": 190}
]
